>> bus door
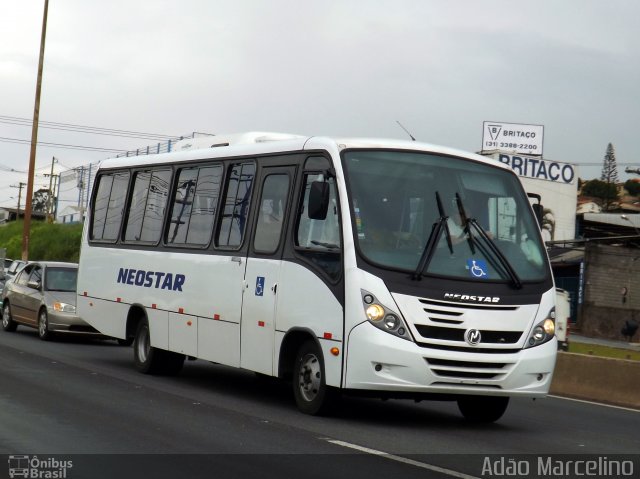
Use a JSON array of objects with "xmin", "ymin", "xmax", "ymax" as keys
[{"xmin": 241, "ymin": 165, "xmax": 296, "ymax": 375}]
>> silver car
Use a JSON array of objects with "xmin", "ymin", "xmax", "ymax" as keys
[{"xmin": 1, "ymin": 261, "xmax": 99, "ymax": 340}]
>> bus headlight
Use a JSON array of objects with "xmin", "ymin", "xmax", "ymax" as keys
[
  {"xmin": 525, "ymin": 309, "xmax": 555, "ymax": 348},
  {"xmin": 361, "ymin": 290, "xmax": 412, "ymax": 341},
  {"xmin": 384, "ymin": 314, "xmax": 399, "ymax": 330},
  {"xmin": 366, "ymin": 304, "xmax": 385, "ymax": 322}
]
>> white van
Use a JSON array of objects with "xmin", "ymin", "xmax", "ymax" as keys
[{"xmin": 555, "ymin": 288, "xmax": 571, "ymax": 350}]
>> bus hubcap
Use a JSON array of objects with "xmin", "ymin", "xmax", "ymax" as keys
[{"xmin": 299, "ymin": 353, "xmax": 321, "ymax": 402}]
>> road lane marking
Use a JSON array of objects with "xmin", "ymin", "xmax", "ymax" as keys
[
  {"xmin": 549, "ymin": 395, "xmax": 640, "ymax": 413},
  {"xmin": 325, "ymin": 439, "xmax": 480, "ymax": 479}
]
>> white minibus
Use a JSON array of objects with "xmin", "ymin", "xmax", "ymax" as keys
[{"xmin": 77, "ymin": 133, "xmax": 557, "ymax": 422}]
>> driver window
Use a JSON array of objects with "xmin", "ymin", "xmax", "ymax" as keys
[
  {"xmin": 295, "ymin": 172, "xmax": 341, "ymax": 280},
  {"xmin": 296, "ymin": 173, "xmax": 340, "ymax": 250}
]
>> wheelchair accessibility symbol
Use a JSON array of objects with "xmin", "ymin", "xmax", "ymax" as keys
[
  {"xmin": 467, "ymin": 259, "xmax": 489, "ymax": 279},
  {"xmin": 255, "ymin": 276, "xmax": 265, "ymax": 296}
]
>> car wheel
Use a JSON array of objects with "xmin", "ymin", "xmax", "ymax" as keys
[
  {"xmin": 457, "ymin": 396, "xmax": 509, "ymax": 423},
  {"xmin": 38, "ymin": 309, "xmax": 52, "ymax": 341},
  {"xmin": 2, "ymin": 302, "xmax": 18, "ymax": 332},
  {"xmin": 292, "ymin": 339, "xmax": 339, "ymax": 415},
  {"xmin": 133, "ymin": 320, "xmax": 184, "ymax": 375}
]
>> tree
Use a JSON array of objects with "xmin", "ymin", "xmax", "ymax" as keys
[
  {"xmin": 581, "ymin": 179, "xmax": 619, "ymax": 209},
  {"xmin": 600, "ymin": 143, "xmax": 619, "ymax": 184},
  {"xmin": 624, "ymin": 179, "xmax": 640, "ymax": 197},
  {"xmin": 596, "ymin": 143, "xmax": 619, "ymax": 211},
  {"xmin": 541, "ymin": 208, "xmax": 555, "ymax": 241},
  {"xmin": 32, "ymin": 188, "xmax": 50, "ymax": 213}
]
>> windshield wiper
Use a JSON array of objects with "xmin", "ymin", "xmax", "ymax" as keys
[
  {"xmin": 455, "ymin": 193, "xmax": 476, "ymax": 254},
  {"xmin": 455, "ymin": 194, "xmax": 522, "ymax": 289},
  {"xmin": 412, "ymin": 192, "xmax": 453, "ymax": 280}
]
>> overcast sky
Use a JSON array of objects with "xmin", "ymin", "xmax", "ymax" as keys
[{"xmin": 1, "ymin": 0, "xmax": 639, "ymax": 210}]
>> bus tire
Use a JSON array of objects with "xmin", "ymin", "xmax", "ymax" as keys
[
  {"xmin": 292, "ymin": 339, "xmax": 338, "ymax": 415},
  {"xmin": 161, "ymin": 351, "xmax": 185, "ymax": 376},
  {"xmin": 457, "ymin": 396, "xmax": 509, "ymax": 423},
  {"xmin": 133, "ymin": 321, "xmax": 185, "ymax": 375},
  {"xmin": 2, "ymin": 302, "xmax": 17, "ymax": 332}
]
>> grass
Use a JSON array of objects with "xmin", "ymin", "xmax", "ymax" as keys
[
  {"xmin": 0, "ymin": 220, "xmax": 83, "ymax": 263},
  {"xmin": 568, "ymin": 342, "xmax": 640, "ymax": 361}
]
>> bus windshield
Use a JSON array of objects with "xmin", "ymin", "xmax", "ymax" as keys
[{"xmin": 343, "ymin": 150, "xmax": 549, "ymax": 282}]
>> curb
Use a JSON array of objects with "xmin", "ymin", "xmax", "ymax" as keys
[{"xmin": 550, "ymin": 352, "xmax": 640, "ymax": 410}]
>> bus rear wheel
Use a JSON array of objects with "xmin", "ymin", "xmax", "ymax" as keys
[
  {"xmin": 457, "ymin": 396, "xmax": 509, "ymax": 423},
  {"xmin": 133, "ymin": 321, "xmax": 185, "ymax": 375},
  {"xmin": 292, "ymin": 340, "xmax": 338, "ymax": 415}
]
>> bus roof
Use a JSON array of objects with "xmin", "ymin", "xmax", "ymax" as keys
[{"xmin": 98, "ymin": 132, "xmax": 510, "ymax": 172}]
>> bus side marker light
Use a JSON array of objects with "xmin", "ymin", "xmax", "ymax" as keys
[
  {"xmin": 324, "ymin": 332, "xmax": 332, "ymax": 340},
  {"xmin": 152, "ymin": 304, "xmax": 157, "ymax": 309},
  {"xmin": 116, "ymin": 298, "xmax": 121, "ymax": 303},
  {"xmin": 83, "ymin": 292, "xmax": 87, "ymax": 297},
  {"xmin": 214, "ymin": 314, "xmax": 220, "ymax": 320},
  {"xmin": 179, "ymin": 308, "xmax": 184, "ymax": 314},
  {"xmin": 187, "ymin": 321, "xmax": 192, "ymax": 326},
  {"xmin": 330, "ymin": 347, "xmax": 340, "ymax": 356},
  {"xmin": 258, "ymin": 321, "xmax": 265, "ymax": 327}
]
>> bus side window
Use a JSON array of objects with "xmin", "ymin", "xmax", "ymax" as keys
[
  {"xmin": 124, "ymin": 169, "xmax": 171, "ymax": 243},
  {"xmin": 216, "ymin": 162, "xmax": 256, "ymax": 248},
  {"xmin": 167, "ymin": 165, "xmax": 222, "ymax": 246},
  {"xmin": 254, "ymin": 174, "xmax": 289, "ymax": 254},
  {"xmin": 295, "ymin": 173, "xmax": 341, "ymax": 280},
  {"xmin": 91, "ymin": 171, "xmax": 130, "ymax": 241}
]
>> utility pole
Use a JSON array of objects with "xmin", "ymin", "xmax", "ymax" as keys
[
  {"xmin": 10, "ymin": 183, "xmax": 26, "ymax": 218},
  {"xmin": 53, "ymin": 173, "xmax": 60, "ymax": 219},
  {"xmin": 22, "ymin": 0, "xmax": 49, "ymax": 261},
  {"xmin": 46, "ymin": 156, "xmax": 57, "ymax": 222}
]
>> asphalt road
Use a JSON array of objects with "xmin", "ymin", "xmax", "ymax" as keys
[{"xmin": 1, "ymin": 327, "xmax": 639, "ymax": 479}]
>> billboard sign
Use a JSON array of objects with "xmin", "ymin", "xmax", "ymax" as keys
[
  {"xmin": 482, "ymin": 121, "xmax": 544, "ymax": 156},
  {"xmin": 496, "ymin": 154, "xmax": 576, "ymax": 185}
]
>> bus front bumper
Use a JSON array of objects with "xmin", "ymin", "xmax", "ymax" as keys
[{"xmin": 345, "ymin": 322, "xmax": 557, "ymax": 398}]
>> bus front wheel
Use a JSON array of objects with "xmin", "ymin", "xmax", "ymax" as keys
[
  {"xmin": 457, "ymin": 396, "xmax": 509, "ymax": 423},
  {"xmin": 292, "ymin": 340, "xmax": 338, "ymax": 415}
]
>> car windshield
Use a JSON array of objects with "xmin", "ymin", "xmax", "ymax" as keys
[
  {"xmin": 343, "ymin": 149, "xmax": 549, "ymax": 282},
  {"xmin": 45, "ymin": 267, "xmax": 78, "ymax": 292}
]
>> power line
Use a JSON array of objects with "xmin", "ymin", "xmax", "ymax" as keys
[
  {"xmin": 0, "ymin": 136, "xmax": 126, "ymax": 153},
  {"xmin": 0, "ymin": 114, "xmax": 179, "ymax": 141}
]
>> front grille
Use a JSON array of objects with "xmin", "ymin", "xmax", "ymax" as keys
[
  {"xmin": 419, "ymin": 298, "xmax": 519, "ymax": 311},
  {"xmin": 425, "ymin": 357, "xmax": 513, "ymax": 381},
  {"xmin": 416, "ymin": 325, "xmax": 522, "ymax": 344},
  {"xmin": 419, "ymin": 343, "xmax": 521, "ymax": 354}
]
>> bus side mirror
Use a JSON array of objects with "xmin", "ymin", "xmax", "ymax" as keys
[
  {"xmin": 527, "ymin": 193, "xmax": 543, "ymax": 229},
  {"xmin": 308, "ymin": 181, "xmax": 330, "ymax": 220},
  {"xmin": 532, "ymin": 203, "xmax": 544, "ymax": 228}
]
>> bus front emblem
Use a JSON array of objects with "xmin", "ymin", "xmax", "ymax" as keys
[{"xmin": 465, "ymin": 329, "xmax": 481, "ymax": 346}]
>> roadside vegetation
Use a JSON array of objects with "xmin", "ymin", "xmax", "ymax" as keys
[
  {"xmin": 568, "ymin": 342, "xmax": 640, "ymax": 361},
  {"xmin": 0, "ymin": 220, "xmax": 83, "ymax": 263}
]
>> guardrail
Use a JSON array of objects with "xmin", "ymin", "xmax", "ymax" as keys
[{"xmin": 550, "ymin": 352, "xmax": 640, "ymax": 409}]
